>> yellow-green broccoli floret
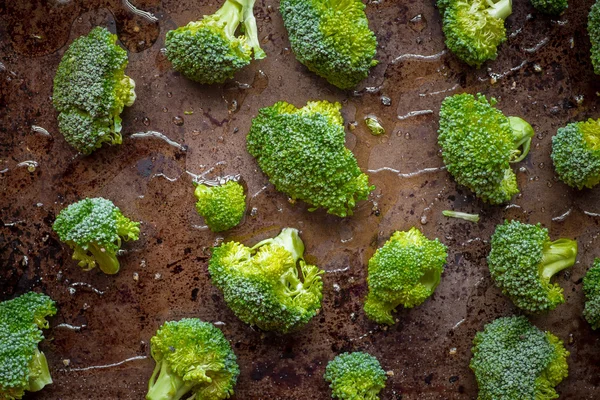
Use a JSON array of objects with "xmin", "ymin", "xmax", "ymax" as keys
[
  {"xmin": 324, "ymin": 352, "xmax": 387, "ymax": 400},
  {"xmin": 52, "ymin": 197, "xmax": 140, "ymax": 275},
  {"xmin": 280, "ymin": 0, "xmax": 378, "ymax": 89},
  {"xmin": 583, "ymin": 258, "xmax": 600, "ymax": 330},
  {"xmin": 0, "ymin": 292, "xmax": 56, "ymax": 400},
  {"xmin": 53, "ymin": 26, "xmax": 136, "ymax": 155},
  {"xmin": 165, "ymin": 0, "xmax": 265, "ymax": 84},
  {"xmin": 487, "ymin": 220, "xmax": 578, "ymax": 313},
  {"xmin": 364, "ymin": 227, "xmax": 448, "ymax": 325},
  {"xmin": 438, "ymin": 93, "xmax": 534, "ymax": 204},
  {"xmin": 208, "ymin": 228, "xmax": 324, "ymax": 333},
  {"xmin": 194, "ymin": 180, "xmax": 246, "ymax": 232},
  {"xmin": 146, "ymin": 318, "xmax": 239, "ymax": 400},
  {"xmin": 470, "ymin": 316, "xmax": 569, "ymax": 400},
  {"xmin": 531, "ymin": 0, "xmax": 567, "ymax": 15},
  {"xmin": 589, "ymin": 1, "xmax": 600, "ymax": 74},
  {"xmin": 247, "ymin": 100, "xmax": 374, "ymax": 217},
  {"xmin": 551, "ymin": 119, "xmax": 600, "ymax": 189}
]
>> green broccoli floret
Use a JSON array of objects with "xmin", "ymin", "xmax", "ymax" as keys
[
  {"xmin": 146, "ymin": 318, "xmax": 239, "ymax": 400},
  {"xmin": 470, "ymin": 316, "xmax": 569, "ymax": 400},
  {"xmin": 0, "ymin": 292, "xmax": 56, "ymax": 400},
  {"xmin": 52, "ymin": 197, "xmax": 140, "ymax": 275},
  {"xmin": 247, "ymin": 100, "xmax": 374, "ymax": 217},
  {"xmin": 209, "ymin": 228, "xmax": 324, "ymax": 333},
  {"xmin": 550, "ymin": 119, "xmax": 600, "ymax": 189},
  {"xmin": 487, "ymin": 220, "xmax": 578, "ymax": 313},
  {"xmin": 280, "ymin": 0, "xmax": 378, "ymax": 89},
  {"xmin": 363, "ymin": 227, "xmax": 448, "ymax": 325},
  {"xmin": 194, "ymin": 180, "xmax": 246, "ymax": 232},
  {"xmin": 438, "ymin": 93, "xmax": 534, "ymax": 204},
  {"xmin": 531, "ymin": 0, "xmax": 568, "ymax": 15},
  {"xmin": 53, "ymin": 26, "xmax": 136, "ymax": 155},
  {"xmin": 589, "ymin": 1, "xmax": 600, "ymax": 74},
  {"xmin": 324, "ymin": 352, "xmax": 387, "ymax": 400},
  {"xmin": 583, "ymin": 258, "xmax": 600, "ymax": 330},
  {"xmin": 165, "ymin": 0, "xmax": 265, "ymax": 84},
  {"xmin": 439, "ymin": 0, "xmax": 512, "ymax": 68}
]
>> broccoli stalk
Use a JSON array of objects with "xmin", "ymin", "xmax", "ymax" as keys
[
  {"xmin": 146, "ymin": 360, "xmax": 191, "ymax": 400},
  {"xmin": 442, "ymin": 210, "xmax": 480, "ymax": 222},
  {"xmin": 540, "ymin": 239, "xmax": 579, "ymax": 281},
  {"xmin": 212, "ymin": 0, "xmax": 265, "ymax": 59},
  {"xmin": 488, "ymin": 0, "xmax": 513, "ymax": 20},
  {"xmin": 27, "ymin": 349, "xmax": 53, "ymax": 393},
  {"xmin": 70, "ymin": 241, "xmax": 120, "ymax": 275},
  {"xmin": 508, "ymin": 116, "xmax": 535, "ymax": 162}
]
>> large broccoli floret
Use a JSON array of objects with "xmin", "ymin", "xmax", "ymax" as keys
[
  {"xmin": 53, "ymin": 26, "xmax": 136, "ymax": 155},
  {"xmin": 209, "ymin": 228, "xmax": 324, "ymax": 333},
  {"xmin": 194, "ymin": 180, "xmax": 246, "ymax": 232},
  {"xmin": 324, "ymin": 352, "xmax": 387, "ymax": 400},
  {"xmin": 531, "ymin": 0, "xmax": 567, "ymax": 15},
  {"xmin": 53, "ymin": 197, "xmax": 140, "ymax": 275},
  {"xmin": 470, "ymin": 316, "xmax": 569, "ymax": 400},
  {"xmin": 247, "ymin": 100, "xmax": 374, "ymax": 217},
  {"xmin": 0, "ymin": 292, "xmax": 56, "ymax": 400},
  {"xmin": 146, "ymin": 318, "xmax": 239, "ymax": 400},
  {"xmin": 550, "ymin": 119, "xmax": 600, "ymax": 189},
  {"xmin": 583, "ymin": 258, "xmax": 600, "ymax": 330},
  {"xmin": 363, "ymin": 227, "xmax": 448, "ymax": 325},
  {"xmin": 487, "ymin": 220, "xmax": 578, "ymax": 313},
  {"xmin": 439, "ymin": 0, "xmax": 512, "ymax": 68},
  {"xmin": 280, "ymin": 0, "xmax": 378, "ymax": 89},
  {"xmin": 438, "ymin": 93, "xmax": 534, "ymax": 204},
  {"xmin": 589, "ymin": 1, "xmax": 600, "ymax": 74},
  {"xmin": 165, "ymin": 0, "xmax": 265, "ymax": 84}
]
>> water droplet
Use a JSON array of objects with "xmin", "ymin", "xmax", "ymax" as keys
[
  {"xmin": 538, "ymin": 162, "xmax": 545, "ymax": 169},
  {"xmin": 172, "ymin": 116, "xmax": 184, "ymax": 126},
  {"xmin": 142, "ymin": 117, "xmax": 150, "ymax": 126},
  {"xmin": 27, "ymin": 165, "xmax": 36, "ymax": 172},
  {"xmin": 162, "ymin": 107, "xmax": 168, "ymax": 113},
  {"xmin": 405, "ymin": 132, "xmax": 411, "ymax": 139},
  {"xmin": 192, "ymin": 129, "xmax": 200, "ymax": 136},
  {"xmin": 167, "ymin": 92, "xmax": 173, "ymax": 98},
  {"xmin": 380, "ymin": 96, "xmax": 392, "ymax": 106},
  {"xmin": 228, "ymin": 99, "xmax": 238, "ymax": 113},
  {"xmin": 420, "ymin": 215, "xmax": 428, "ymax": 225},
  {"xmin": 250, "ymin": 207, "xmax": 258, "ymax": 217},
  {"xmin": 409, "ymin": 14, "xmax": 427, "ymax": 32}
]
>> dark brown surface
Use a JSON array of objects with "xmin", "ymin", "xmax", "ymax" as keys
[{"xmin": 2, "ymin": 0, "xmax": 600, "ymax": 399}]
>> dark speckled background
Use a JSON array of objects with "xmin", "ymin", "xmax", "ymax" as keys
[{"xmin": 2, "ymin": 0, "xmax": 600, "ymax": 399}]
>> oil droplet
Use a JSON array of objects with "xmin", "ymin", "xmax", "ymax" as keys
[
  {"xmin": 409, "ymin": 15, "xmax": 427, "ymax": 32},
  {"xmin": 173, "ymin": 116, "xmax": 184, "ymax": 126}
]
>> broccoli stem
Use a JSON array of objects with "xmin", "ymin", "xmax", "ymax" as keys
[
  {"xmin": 146, "ymin": 360, "xmax": 193, "ymax": 400},
  {"xmin": 252, "ymin": 228, "xmax": 305, "ymax": 263},
  {"xmin": 87, "ymin": 242, "xmax": 121, "ymax": 275},
  {"xmin": 27, "ymin": 349, "xmax": 53, "ymax": 392},
  {"xmin": 241, "ymin": 0, "xmax": 266, "ymax": 59},
  {"xmin": 487, "ymin": 0, "xmax": 512, "ymax": 20},
  {"xmin": 214, "ymin": 0, "xmax": 244, "ymax": 39},
  {"xmin": 539, "ymin": 238, "xmax": 578, "ymax": 281},
  {"xmin": 442, "ymin": 210, "xmax": 480, "ymax": 222},
  {"xmin": 508, "ymin": 116, "xmax": 535, "ymax": 163}
]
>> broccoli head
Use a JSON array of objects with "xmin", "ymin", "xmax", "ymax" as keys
[
  {"xmin": 280, "ymin": 0, "xmax": 378, "ymax": 89},
  {"xmin": 53, "ymin": 197, "xmax": 140, "ymax": 275},
  {"xmin": 0, "ymin": 292, "xmax": 56, "ymax": 400},
  {"xmin": 53, "ymin": 26, "xmax": 136, "ymax": 155},
  {"xmin": 589, "ymin": 1, "xmax": 600, "ymax": 74},
  {"xmin": 470, "ymin": 316, "xmax": 569, "ymax": 400},
  {"xmin": 324, "ymin": 352, "xmax": 387, "ymax": 400},
  {"xmin": 439, "ymin": 0, "xmax": 512, "ymax": 67},
  {"xmin": 487, "ymin": 220, "xmax": 578, "ymax": 313},
  {"xmin": 583, "ymin": 258, "xmax": 600, "ymax": 330},
  {"xmin": 194, "ymin": 180, "xmax": 246, "ymax": 232},
  {"xmin": 531, "ymin": 0, "xmax": 567, "ymax": 15},
  {"xmin": 209, "ymin": 228, "xmax": 324, "ymax": 333},
  {"xmin": 247, "ymin": 100, "xmax": 374, "ymax": 217},
  {"xmin": 146, "ymin": 318, "xmax": 239, "ymax": 400},
  {"xmin": 438, "ymin": 93, "xmax": 534, "ymax": 204},
  {"xmin": 364, "ymin": 227, "xmax": 448, "ymax": 325},
  {"xmin": 551, "ymin": 119, "xmax": 600, "ymax": 189},
  {"xmin": 165, "ymin": 0, "xmax": 265, "ymax": 84}
]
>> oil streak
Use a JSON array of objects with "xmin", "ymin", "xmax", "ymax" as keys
[
  {"xmin": 66, "ymin": 355, "xmax": 148, "ymax": 372},
  {"xmin": 131, "ymin": 131, "xmax": 187, "ymax": 151}
]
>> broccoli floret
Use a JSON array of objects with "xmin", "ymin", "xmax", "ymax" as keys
[
  {"xmin": 365, "ymin": 116, "xmax": 385, "ymax": 136},
  {"xmin": 363, "ymin": 227, "xmax": 448, "ymax": 325},
  {"xmin": 146, "ymin": 318, "xmax": 239, "ymax": 400},
  {"xmin": 531, "ymin": 0, "xmax": 567, "ymax": 15},
  {"xmin": 209, "ymin": 228, "xmax": 324, "ymax": 333},
  {"xmin": 0, "ymin": 292, "xmax": 56, "ymax": 400},
  {"xmin": 583, "ymin": 258, "xmax": 600, "ymax": 329},
  {"xmin": 442, "ymin": 210, "xmax": 480, "ymax": 222},
  {"xmin": 53, "ymin": 197, "xmax": 140, "ymax": 275},
  {"xmin": 470, "ymin": 316, "xmax": 569, "ymax": 400},
  {"xmin": 550, "ymin": 119, "xmax": 600, "ymax": 189},
  {"xmin": 324, "ymin": 352, "xmax": 387, "ymax": 400},
  {"xmin": 487, "ymin": 220, "xmax": 578, "ymax": 313},
  {"xmin": 589, "ymin": 1, "xmax": 600, "ymax": 74},
  {"xmin": 194, "ymin": 180, "xmax": 246, "ymax": 232},
  {"xmin": 165, "ymin": 0, "xmax": 265, "ymax": 84},
  {"xmin": 438, "ymin": 93, "xmax": 534, "ymax": 204},
  {"xmin": 439, "ymin": 0, "xmax": 512, "ymax": 68},
  {"xmin": 53, "ymin": 27, "xmax": 136, "ymax": 155},
  {"xmin": 280, "ymin": 0, "xmax": 378, "ymax": 89},
  {"xmin": 247, "ymin": 100, "xmax": 374, "ymax": 217}
]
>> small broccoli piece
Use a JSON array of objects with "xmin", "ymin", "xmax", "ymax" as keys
[
  {"xmin": 146, "ymin": 318, "xmax": 239, "ymax": 400},
  {"xmin": 470, "ymin": 316, "xmax": 569, "ymax": 400},
  {"xmin": 551, "ymin": 119, "xmax": 600, "ymax": 189},
  {"xmin": 440, "ymin": 0, "xmax": 512, "ymax": 67},
  {"xmin": 53, "ymin": 27, "xmax": 136, "ymax": 155},
  {"xmin": 365, "ymin": 116, "xmax": 385, "ymax": 136},
  {"xmin": 194, "ymin": 180, "xmax": 246, "ymax": 232},
  {"xmin": 280, "ymin": 0, "xmax": 378, "ymax": 89},
  {"xmin": 583, "ymin": 258, "xmax": 600, "ymax": 329},
  {"xmin": 589, "ymin": 1, "xmax": 600, "ymax": 74},
  {"xmin": 165, "ymin": 0, "xmax": 265, "ymax": 84},
  {"xmin": 247, "ymin": 100, "xmax": 374, "ymax": 217},
  {"xmin": 324, "ymin": 352, "xmax": 387, "ymax": 400},
  {"xmin": 442, "ymin": 210, "xmax": 480, "ymax": 222},
  {"xmin": 53, "ymin": 197, "xmax": 140, "ymax": 275},
  {"xmin": 209, "ymin": 228, "xmax": 324, "ymax": 333},
  {"xmin": 487, "ymin": 220, "xmax": 577, "ymax": 313},
  {"xmin": 531, "ymin": 0, "xmax": 567, "ymax": 15},
  {"xmin": 0, "ymin": 292, "xmax": 56, "ymax": 400},
  {"xmin": 364, "ymin": 227, "xmax": 448, "ymax": 325},
  {"xmin": 438, "ymin": 93, "xmax": 534, "ymax": 204}
]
